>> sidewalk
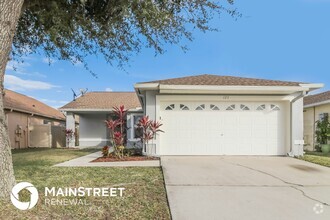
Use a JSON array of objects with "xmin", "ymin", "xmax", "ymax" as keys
[{"xmin": 54, "ymin": 151, "xmax": 160, "ymax": 167}]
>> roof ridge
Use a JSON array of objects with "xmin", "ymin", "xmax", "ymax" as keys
[{"xmin": 138, "ymin": 74, "xmax": 303, "ymax": 85}]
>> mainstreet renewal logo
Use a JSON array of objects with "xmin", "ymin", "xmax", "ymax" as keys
[
  {"xmin": 11, "ymin": 182, "xmax": 39, "ymax": 210},
  {"xmin": 11, "ymin": 182, "xmax": 125, "ymax": 210}
]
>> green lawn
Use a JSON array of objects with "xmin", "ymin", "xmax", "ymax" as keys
[
  {"xmin": 0, "ymin": 148, "xmax": 170, "ymax": 219},
  {"xmin": 300, "ymin": 151, "xmax": 330, "ymax": 167}
]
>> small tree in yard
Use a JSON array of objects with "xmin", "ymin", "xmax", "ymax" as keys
[
  {"xmin": 105, "ymin": 105, "xmax": 127, "ymax": 159},
  {"xmin": 315, "ymin": 115, "xmax": 330, "ymax": 151},
  {"xmin": 137, "ymin": 116, "xmax": 164, "ymax": 153}
]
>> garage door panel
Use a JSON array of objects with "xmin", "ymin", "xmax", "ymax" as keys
[{"xmin": 160, "ymin": 101, "xmax": 286, "ymax": 155}]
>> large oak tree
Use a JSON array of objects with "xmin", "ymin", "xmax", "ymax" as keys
[{"xmin": 0, "ymin": 0, "xmax": 237, "ymax": 199}]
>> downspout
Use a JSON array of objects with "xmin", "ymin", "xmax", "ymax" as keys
[{"xmin": 289, "ymin": 91, "xmax": 307, "ymax": 155}]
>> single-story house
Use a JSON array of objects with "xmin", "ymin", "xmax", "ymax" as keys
[
  {"xmin": 303, "ymin": 90, "xmax": 330, "ymax": 151},
  {"xmin": 4, "ymin": 89, "xmax": 66, "ymax": 149},
  {"xmin": 61, "ymin": 74, "xmax": 322, "ymax": 156},
  {"xmin": 60, "ymin": 92, "xmax": 143, "ymax": 148}
]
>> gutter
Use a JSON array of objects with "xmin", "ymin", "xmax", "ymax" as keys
[
  {"xmin": 304, "ymin": 99, "xmax": 330, "ymax": 108},
  {"xmin": 5, "ymin": 107, "xmax": 65, "ymax": 122}
]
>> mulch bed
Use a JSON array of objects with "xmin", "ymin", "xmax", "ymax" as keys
[{"xmin": 91, "ymin": 155, "xmax": 159, "ymax": 162}]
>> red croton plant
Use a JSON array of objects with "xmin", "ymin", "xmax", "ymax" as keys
[
  {"xmin": 104, "ymin": 105, "xmax": 163, "ymax": 159},
  {"xmin": 136, "ymin": 116, "xmax": 164, "ymax": 153},
  {"xmin": 104, "ymin": 105, "xmax": 127, "ymax": 158}
]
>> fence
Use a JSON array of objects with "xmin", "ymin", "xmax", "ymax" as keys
[{"xmin": 29, "ymin": 125, "xmax": 66, "ymax": 148}]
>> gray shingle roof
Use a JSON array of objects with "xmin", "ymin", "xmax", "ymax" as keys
[
  {"xmin": 4, "ymin": 89, "xmax": 65, "ymax": 121},
  {"xmin": 60, "ymin": 92, "xmax": 141, "ymax": 110},
  {"xmin": 304, "ymin": 91, "xmax": 330, "ymax": 106},
  {"xmin": 140, "ymin": 74, "xmax": 303, "ymax": 86}
]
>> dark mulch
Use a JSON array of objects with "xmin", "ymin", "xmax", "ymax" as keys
[{"xmin": 91, "ymin": 155, "xmax": 159, "ymax": 162}]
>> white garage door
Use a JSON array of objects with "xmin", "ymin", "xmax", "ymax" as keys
[{"xmin": 159, "ymin": 101, "xmax": 287, "ymax": 155}]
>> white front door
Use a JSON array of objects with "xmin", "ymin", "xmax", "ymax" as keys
[{"xmin": 159, "ymin": 101, "xmax": 287, "ymax": 155}]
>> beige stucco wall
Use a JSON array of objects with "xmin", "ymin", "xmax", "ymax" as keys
[
  {"xmin": 303, "ymin": 103, "xmax": 330, "ymax": 151},
  {"xmin": 5, "ymin": 110, "xmax": 65, "ymax": 149},
  {"xmin": 6, "ymin": 111, "xmax": 29, "ymax": 149}
]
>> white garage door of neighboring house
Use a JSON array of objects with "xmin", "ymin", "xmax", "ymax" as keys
[{"xmin": 159, "ymin": 101, "xmax": 287, "ymax": 155}]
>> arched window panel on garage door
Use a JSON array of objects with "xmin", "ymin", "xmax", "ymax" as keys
[
  {"xmin": 180, "ymin": 104, "xmax": 189, "ymax": 110},
  {"xmin": 271, "ymin": 104, "xmax": 280, "ymax": 111},
  {"xmin": 165, "ymin": 104, "xmax": 175, "ymax": 110},
  {"xmin": 195, "ymin": 104, "xmax": 205, "ymax": 110},
  {"xmin": 240, "ymin": 104, "xmax": 250, "ymax": 111},
  {"xmin": 210, "ymin": 104, "xmax": 220, "ymax": 110},
  {"xmin": 256, "ymin": 104, "xmax": 266, "ymax": 111},
  {"xmin": 226, "ymin": 104, "xmax": 236, "ymax": 111}
]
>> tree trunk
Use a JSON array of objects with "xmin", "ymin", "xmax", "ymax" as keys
[{"xmin": 0, "ymin": 0, "xmax": 25, "ymax": 200}]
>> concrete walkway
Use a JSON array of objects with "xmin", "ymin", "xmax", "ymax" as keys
[
  {"xmin": 54, "ymin": 151, "xmax": 160, "ymax": 167},
  {"xmin": 162, "ymin": 156, "xmax": 330, "ymax": 220}
]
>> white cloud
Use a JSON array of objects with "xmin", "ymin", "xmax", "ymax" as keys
[
  {"xmin": 35, "ymin": 98, "xmax": 70, "ymax": 108},
  {"xmin": 38, "ymin": 98, "xmax": 69, "ymax": 104},
  {"xmin": 4, "ymin": 75, "xmax": 58, "ymax": 91},
  {"xmin": 6, "ymin": 60, "xmax": 30, "ymax": 71},
  {"xmin": 105, "ymin": 87, "xmax": 113, "ymax": 92},
  {"xmin": 42, "ymin": 57, "xmax": 56, "ymax": 64},
  {"xmin": 5, "ymin": 60, "xmax": 46, "ymax": 77}
]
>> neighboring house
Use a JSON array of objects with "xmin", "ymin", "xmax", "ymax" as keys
[
  {"xmin": 62, "ymin": 74, "xmax": 322, "ymax": 156},
  {"xmin": 303, "ymin": 90, "xmax": 330, "ymax": 151},
  {"xmin": 4, "ymin": 89, "xmax": 66, "ymax": 149},
  {"xmin": 60, "ymin": 92, "xmax": 143, "ymax": 147}
]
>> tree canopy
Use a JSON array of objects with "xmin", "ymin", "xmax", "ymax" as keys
[{"xmin": 13, "ymin": 0, "xmax": 238, "ymax": 76}]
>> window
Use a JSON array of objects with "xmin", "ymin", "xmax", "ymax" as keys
[
  {"xmin": 226, "ymin": 104, "xmax": 235, "ymax": 111},
  {"xmin": 240, "ymin": 104, "xmax": 250, "ymax": 111},
  {"xmin": 165, "ymin": 104, "xmax": 175, "ymax": 110},
  {"xmin": 43, "ymin": 120, "xmax": 51, "ymax": 125},
  {"xmin": 132, "ymin": 115, "xmax": 143, "ymax": 139},
  {"xmin": 271, "ymin": 104, "xmax": 280, "ymax": 111},
  {"xmin": 319, "ymin": 113, "xmax": 329, "ymax": 121},
  {"xmin": 210, "ymin": 104, "xmax": 220, "ymax": 110},
  {"xmin": 180, "ymin": 104, "xmax": 189, "ymax": 110},
  {"xmin": 195, "ymin": 104, "xmax": 205, "ymax": 110},
  {"xmin": 256, "ymin": 104, "xmax": 266, "ymax": 111}
]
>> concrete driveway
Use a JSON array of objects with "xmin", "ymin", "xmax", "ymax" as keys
[{"xmin": 161, "ymin": 156, "xmax": 330, "ymax": 220}]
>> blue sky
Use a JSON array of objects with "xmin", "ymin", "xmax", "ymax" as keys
[{"xmin": 5, "ymin": 0, "xmax": 330, "ymax": 108}]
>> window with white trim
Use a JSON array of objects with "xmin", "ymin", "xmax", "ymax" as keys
[
  {"xmin": 226, "ymin": 104, "xmax": 235, "ymax": 111},
  {"xmin": 210, "ymin": 104, "xmax": 220, "ymax": 110},
  {"xmin": 240, "ymin": 104, "xmax": 250, "ymax": 111},
  {"xmin": 195, "ymin": 104, "xmax": 205, "ymax": 110},
  {"xmin": 271, "ymin": 104, "xmax": 280, "ymax": 111},
  {"xmin": 256, "ymin": 104, "xmax": 266, "ymax": 111},
  {"xmin": 132, "ymin": 115, "xmax": 143, "ymax": 139},
  {"xmin": 180, "ymin": 104, "xmax": 189, "ymax": 110},
  {"xmin": 165, "ymin": 104, "xmax": 175, "ymax": 110}
]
